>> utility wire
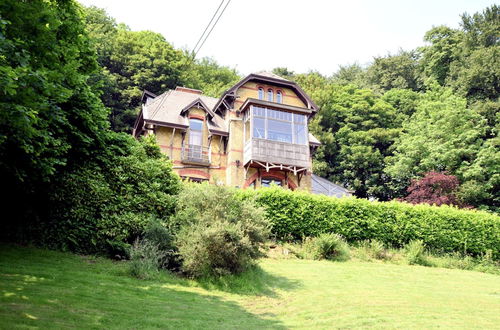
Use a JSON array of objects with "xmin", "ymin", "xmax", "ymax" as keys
[
  {"xmin": 192, "ymin": 0, "xmax": 225, "ymax": 56},
  {"xmin": 193, "ymin": 0, "xmax": 231, "ymax": 59}
]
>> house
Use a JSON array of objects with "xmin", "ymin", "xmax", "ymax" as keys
[{"xmin": 133, "ymin": 71, "xmax": 323, "ymax": 191}]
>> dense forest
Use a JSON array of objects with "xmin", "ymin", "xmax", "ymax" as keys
[{"xmin": 0, "ymin": 0, "xmax": 498, "ymax": 251}]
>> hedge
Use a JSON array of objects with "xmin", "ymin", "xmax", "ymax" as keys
[{"xmin": 239, "ymin": 187, "xmax": 500, "ymax": 259}]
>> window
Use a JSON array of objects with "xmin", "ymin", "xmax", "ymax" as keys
[
  {"xmin": 261, "ymin": 177, "xmax": 282, "ymax": 187},
  {"xmin": 188, "ymin": 118, "xmax": 203, "ymax": 161},
  {"xmin": 293, "ymin": 113, "xmax": 307, "ymax": 145},
  {"xmin": 267, "ymin": 89, "xmax": 273, "ymax": 102},
  {"xmin": 276, "ymin": 91, "xmax": 282, "ymax": 103},
  {"xmin": 258, "ymin": 88, "xmax": 264, "ymax": 100},
  {"xmin": 181, "ymin": 176, "xmax": 207, "ymax": 183},
  {"xmin": 189, "ymin": 119, "xmax": 203, "ymax": 146},
  {"xmin": 250, "ymin": 106, "xmax": 308, "ymax": 145}
]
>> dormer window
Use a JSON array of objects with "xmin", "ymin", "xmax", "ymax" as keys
[
  {"xmin": 258, "ymin": 88, "xmax": 264, "ymax": 100},
  {"xmin": 276, "ymin": 91, "xmax": 282, "ymax": 103},
  {"xmin": 267, "ymin": 89, "xmax": 273, "ymax": 102}
]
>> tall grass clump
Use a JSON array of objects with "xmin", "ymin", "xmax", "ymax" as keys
[
  {"xmin": 302, "ymin": 233, "xmax": 350, "ymax": 261},
  {"xmin": 405, "ymin": 240, "xmax": 428, "ymax": 266}
]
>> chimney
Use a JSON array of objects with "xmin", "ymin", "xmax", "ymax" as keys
[{"xmin": 175, "ymin": 86, "xmax": 203, "ymax": 95}]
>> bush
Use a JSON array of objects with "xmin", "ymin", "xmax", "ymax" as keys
[
  {"xmin": 129, "ymin": 239, "xmax": 165, "ymax": 279},
  {"xmin": 405, "ymin": 240, "xmax": 428, "ymax": 266},
  {"xmin": 143, "ymin": 219, "xmax": 179, "ymax": 270},
  {"xmin": 173, "ymin": 183, "xmax": 270, "ymax": 278},
  {"xmin": 29, "ymin": 133, "xmax": 180, "ymax": 254},
  {"xmin": 302, "ymin": 233, "xmax": 350, "ymax": 261},
  {"xmin": 239, "ymin": 187, "xmax": 500, "ymax": 259}
]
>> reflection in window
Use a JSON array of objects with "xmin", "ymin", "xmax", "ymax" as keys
[
  {"xmin": 276, "ymin": 91, "xmax": 282, "ymax": 103},
  {"xmin": 268, "ymin": 119, "xmax": 292, "ymax": 143},
  {"xmin": 251, "ymin": 106, "xmax": 308, "ymax": 145},
  {"xmin": 261, "ymin": 177, "xmax": 282, "ymax": 187},
  {"xmin": 189, "ymin": 119, "xmax": 203, "ymax": 146},
  {"xmin": 258, "ymin": 88, "xmax": 264, "ymax": 100},
  {"xmin": 267, "ymin": 89, "xmax": 273, "ymax": 102}
]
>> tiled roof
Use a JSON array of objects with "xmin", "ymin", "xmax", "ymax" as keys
[{"xmin": 144, "ymin": 89, "xmax": 227, "ymax": 133}]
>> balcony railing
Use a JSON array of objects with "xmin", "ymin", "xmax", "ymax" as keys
[
  {"xmin": 181, "ymin": 144, "xmax": 210, "ymax": 165},
  {"xmin": 244, "ymin": 138, "xmax": 310, "ymax": 169}
]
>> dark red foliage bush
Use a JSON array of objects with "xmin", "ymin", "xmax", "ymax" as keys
[{"xmin": 401, "ymin": 172, "xmax": 463, "ymax": 207}]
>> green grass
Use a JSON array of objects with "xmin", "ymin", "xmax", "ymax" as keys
[{"xmin": 1, "ymin": 244, "xmax": 500, "ymax": 329}]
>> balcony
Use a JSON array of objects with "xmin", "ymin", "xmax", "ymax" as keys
[
  {"xmin": 244, "ymin": 138, "xmax": 310, "ymax": 170},
  {"xmin": 181, "ymin": 144, "xmax": 211, "ymax": 165}
]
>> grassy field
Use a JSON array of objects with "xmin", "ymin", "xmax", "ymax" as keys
[{"xmin": 1, "ymin": 244, "xmax": 500, "ymax": 329}]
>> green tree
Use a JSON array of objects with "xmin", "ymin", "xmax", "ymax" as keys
[
  {"xmin": 0, "ymin": 0, "xmax": 109, "ymax": 185},
  {"xmin": 386, "ymin": 82, "xmax": 487, "ymax": 198},
  {"xmin": 181, "ymin": 57, "xmax": 240, "ymax": 97},
  {"xmin": 366, "ymin": 50, "xmax": 422, "ymax": 92},
  {"xmin": 419, "ymin": 26, "xmax": 462, "ymax": 85}
]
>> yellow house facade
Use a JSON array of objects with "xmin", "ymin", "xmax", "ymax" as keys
[{"xmin": 133, "ymin": 72, "xmax": 322, "ymax": 191}]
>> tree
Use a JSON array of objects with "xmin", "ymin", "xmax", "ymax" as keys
[
  {"xmin": 181, "ymin": 57, "xmax": 240, "ymax": 98},
  {"xmin": 419, "ymin": 26, "xmax": 462, "ymax": 85},
  {"xmin": 0, "ymin": 0, "xmax": 109, "ymax": 185},
  {"xmin": 366, "ymin": 50, "xmax": 422, "ymax": 92},
  {"xmin": 400, "ymin": 171, "xmax": 462, "ymax": 207},
  {"xmin": 299, "ymin": 78, "xmax": 402, "ymax": 200},
  {"xmin": 386, "ymin": 82, "xmax": 488, "ymax": 202},
  {"xmin": 83, "ymin": 7, "xmax": 186, "ymax": 132},
  {"xmin": 331, "ymin": 63, "xmax": 369, "ymax": 88}
]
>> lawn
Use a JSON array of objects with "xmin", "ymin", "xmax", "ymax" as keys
[{"xmin": 1, "ymin": 244, "xmax": 499, "ymax": 329}]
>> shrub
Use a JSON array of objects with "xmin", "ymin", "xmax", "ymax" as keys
[
  {"xmin": 173, "ymin": 183, "xmax": 270, "ymax": 278},
  {"xmin": 239, "ymin": 187, "xmax": 500, "ymax": 259},
  {"xmin": 129, "ymin": 239, "xmax": 165, "ymax": 280},
  {"xmin": 33, "ymin": 133, "xmax": 180, "ymax": 254},
  {"xmin": 143, "ymin": 219, "xmax": 179, "ymax": 270},
  {"xmin": 303, "ymin": 233, "xmax": 350, "ymax": 261},
  {"xmin": 405, "ymin": 240, "xmax": 428, "ymax": 266}
]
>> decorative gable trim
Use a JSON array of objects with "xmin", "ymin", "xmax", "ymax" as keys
[{"xmin": 180, "ymin": 98, "xmax": 216, "ymax": 118}]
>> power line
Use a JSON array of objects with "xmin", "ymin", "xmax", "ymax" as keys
[
  {"xmin": 193, "ymin": 0, "xmax": 231, "ymax": 59},
  {"xmin": 192, "ymin": 0, "xmax": 225, "ymax": 56}
]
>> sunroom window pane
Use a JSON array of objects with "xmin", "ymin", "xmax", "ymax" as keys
[
  {"xmin": 268, "ymin": 119, "xmax": 292, "ymax": 143},
  {"xmin": 253, "ymin": 117, "xmax": 265, "ymax": 138},
  {"xmin": 294, "ymin": 123, "xmax": 307, "ymax": 145}
]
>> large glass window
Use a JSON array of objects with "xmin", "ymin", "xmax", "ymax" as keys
[
  {"xmin": 250, "ymin": 106, "xmax": 308, "ymax": 145},
  {"xmin": 276, "ymin": 91, "xmax": 282, "ymax": 103}
]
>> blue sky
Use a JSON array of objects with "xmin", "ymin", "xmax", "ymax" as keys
[{"xmin": 79, "ymin": 0, "xmax": 495, "ymax": 75}]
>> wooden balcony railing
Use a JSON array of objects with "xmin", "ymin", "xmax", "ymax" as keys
[{"xmin": 244, "ymin": 138, "xmax": 310, "ymax": 169}]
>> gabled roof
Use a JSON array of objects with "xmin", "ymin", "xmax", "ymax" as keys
[
  {"xmin": 137, "ymin": 88, "xmax": 227, "ymax": 134},
  {"xmin": 213, "ymin": 72, "xmax": 319, "ymax": 115},
  {"xmin": 180, "ymin": 98, "xmax": 216, "ymax": 118}
]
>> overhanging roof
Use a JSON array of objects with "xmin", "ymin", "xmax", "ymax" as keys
[{"xmin": 213, "ymin": 72, "xmax": 319, "ymax": 115}]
